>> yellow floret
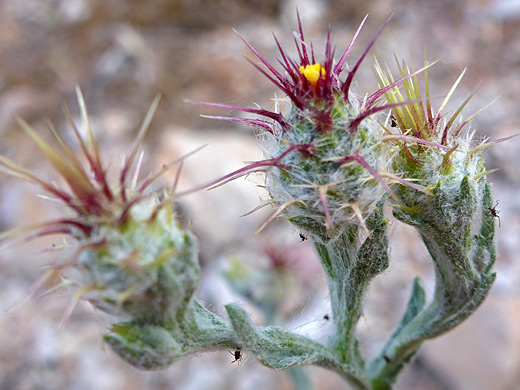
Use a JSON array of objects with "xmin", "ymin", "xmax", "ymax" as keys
[{"xmin": 299, "ymin": 63, "xmax": 325, "ymax": 86}]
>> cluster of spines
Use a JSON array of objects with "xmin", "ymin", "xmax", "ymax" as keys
[
  {"xmin": 373, "ymin": 56, "xmax": 510, "ymax": 194},
  {"xmin": 0, "ymin": 88, "xmax": 200, "ymax": 322}
]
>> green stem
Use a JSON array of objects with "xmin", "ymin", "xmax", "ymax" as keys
[
  {"xmin": 312, "ymin": 204, "xmax": 390, "ymax": 388},
  {"xmin": 368, "ymin": 181, "xmax": 496, "ymax": 388},
  {"xmin": 313, "ymin": 227, "xmax": 365, "ymax": 366}
]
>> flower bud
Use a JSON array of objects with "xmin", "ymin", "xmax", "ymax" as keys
[
  {"xmin": 1, "ymin": 89, "xmax": 200, "ymax": 323},
  {"xmin": 76, "ymin": 204, "xmax": 199, "ymax": 320}
]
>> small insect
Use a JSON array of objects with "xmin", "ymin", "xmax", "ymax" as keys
[
  {"xmin": 323, "ymin": 314, "xmax": 330, "ymax": 321},
  {"xmin": 390, "ymin": 114, "xmax": 398, "ymax": 127},
  {"xmin": 489, "ymin": 200, "xmax": 501, "ymax": 228},
  {"xmin": 383, "ymin": 355, "xmax": 391, "ymax": 363},
  {"xmin": 230, "ymin": 348, "xmax": 243, "ymax": 364},
  {"xmin": 299, "ymin": 233, "xmax": 308, "ymax": 241}
]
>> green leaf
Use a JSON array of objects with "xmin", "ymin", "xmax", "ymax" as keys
[
  {"xmin": 104, "ymin": 322, "xmax": 182, "ymax": 370},
  {"xmin": 224, "ymin": 304, "xmax": 338, "ymax": 370},
  {"xmin": 396, "ymin": 277, "xmax": 426, "ymax": 332},
  {"xmin": 356, "ymin": 214, "xmax": 389, "ymax": 279}
]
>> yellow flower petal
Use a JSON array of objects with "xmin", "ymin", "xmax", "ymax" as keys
[{"xmin": 299, "ymin": 63, "xmax": 325, "ymax": 86}]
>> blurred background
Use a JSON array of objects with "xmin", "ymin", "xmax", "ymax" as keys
[{"xmin": 0, "ymin": 0, "xmax": 519, "ymax": 389}]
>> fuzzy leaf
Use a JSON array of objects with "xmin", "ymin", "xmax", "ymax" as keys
[
  {"xmin": 225, "ymin": 304, "xmax": 338, "ymax": 370},
  {"xmin": 104, "ymin": 322, "xmax": 182, "ymax": 370},
  {"xmin": 397, "ymin": 277, "xmax": 426, "ymax": 331},
  {"xmin": 356, "ymin": 206, "xmax": 389, "ymax": 278}
]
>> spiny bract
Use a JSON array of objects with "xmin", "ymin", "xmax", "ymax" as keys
[{"xmin": 0, "ymin": 88, "xmax": 199, "ymax": 323}]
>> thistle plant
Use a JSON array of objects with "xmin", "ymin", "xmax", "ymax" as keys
[
  {"xmin": 1, "ymin": 16, "xmax": 505, "ymax": 390},
  {"xmin": 0, "ymin": 89, "xmax": 239, "ymax": 370}
]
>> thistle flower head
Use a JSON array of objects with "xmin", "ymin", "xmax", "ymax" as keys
[
  {"xmin": 374, "ymin": 56, "xmax": 497, "ymax": 194},
  {"xmin": 227, "ymin": 14, "xmax": 393, "ymax": 125},
  {"xmin": 1, "ymin": 88, "xmax": 199, "ymax": 322},
  {"xmin": 373, "ymin": 58, "xmax": 500, "ymax": 351},
  {"xmin": 196, "ymin": 16, "xmax": 420, "ymax": 239}
]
